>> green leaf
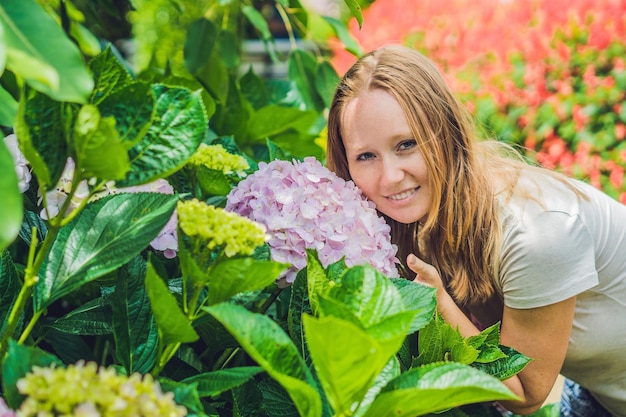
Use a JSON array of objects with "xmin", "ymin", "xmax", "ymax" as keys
[
  {"xmin": 88, "ymin": 46, "xmax": 134, "ymax": 105},
  {"xmin": 184, "ymin": 18, "xmax": 218, "ymax": 76},
  {"xmin": 46, "ymin": 296, "xmax": 113, "ymax": 335},
  {"xmin": 288, "ymin": 269, "xmax": 312, "ymax": 360},
  {"xmin": 342, "ymin": 0, "xmax": 363, "ymax": 28},
  {"xmin": 212, "ymin": 76, "xmax": 251, "ymax": 139},
  {"xmin": 242, "ymin": 6, "xmax": 273, "ymax": 41},
  {"xmin": 196, "ymin": 166, "xmax": 232, "ymax": 196},
  {"xmin": 304, "ymin": 314, "xmax": 402, "ymax": 415},
  {"xmin": 315, "ymin": 60, "xmax": 340, "ymax": 108},
  {"xmin": 305, "ymin": 249, "xmax": 332, "ymax": 316},
  {"xmin": 146, "ymin": 259, "xmax": 199, "ymax": 345},
  {"xmin": 97, "ymin": 81, "xmax": 155, "ymax": 150},
  {"xmin": 356, "ymin": 358, "xmax": 401, "ymax": 417},
  {"xmin": 208, "ymin": 258, "xmax": 286, "ymax": 305},
  {"xmin": 33, "ymin": 192, "xmax": 179, "ymax": 312},
  {"xmin": 14, "ymin": 87, "xmax": 68, "ymax": 190},
  {"xmin": 362, "ymin": 362, "xmax": 518, "ymax": 417},
  {"xmin": 288, "ymin": 50, "xmax": 325, "ymax": 111},
  {"xmin": 1, "ymin": 340, "xmax": 63, "ymax": 409},
  {"xmin": 0, "ymin": 0, "xmax": 93, "ymax": 102},
  {"xmin": 258, "ymin": 379, "xmax": 300, "ymax": 417},
  {"xmin": 181, "ymin": 366, "xmax": 264, "ymax": 397},
  {"xmin": 158, "ymin": 378, "xmax": 206, "ymax": 415},
  {"xmin": 0, "ymin": 251, "xmax": 20, "ymax": 336},
  {"xmin": 0, "ymin": 83, "xmax": 18, "ymax": 126},
  {"xmin": 206, "ymin": 303, "xmax": 321, "ymax": 417},
  {"xmin": 118, "ymin": 84, "xmax": 208, "ymax": 186},
  {"xmin": 471, "ymin": 345, "xmax": 532, "ymax": 380},
  {"xmin": 112, "ymin": 257, "xmax": 159, "ymax": 374},
  {"xmin": 246, "ymin": 105, "xmax": 319, "ymax": 142},
  {"xmin": 73, "ymin": 104, "xmax": 130, "ymax": 180},
  {"xmin": 240, "ymin": 67, "xmax": 269, "ymax": 110},
  {"xmin": 322, "ymin": 16, "xmax": 363, "ymax": 57},
  {"xmin": 390, "ymin": 278, "xmax": 437, "ymax": 333},
  {"xmin": 0, "ymin": 139, "xmax": 22, "ymax": 250}
]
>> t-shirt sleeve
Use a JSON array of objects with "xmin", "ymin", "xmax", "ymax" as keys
[{"xmin": 498, "ymin": 210, "xmax": 599, "ymax": 309}]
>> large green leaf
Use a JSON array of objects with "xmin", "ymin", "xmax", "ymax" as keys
[
  {"xmin": 145, "ymin": 260, "xmax": 198, "ymax": 346},
  {"xmin": 303, "ymin": 314, "xmax": 404, "ymax": 416},
  {"xmin": 288, "ymin": 269, "xmax": 312, "ymax": 361},
  {"xmin": 184, "ymin": 18, "xmax": 218, "ymax": 76},
  {"xmin": 112, "ymin": 257, "xmax": 159, "ymax": 374},
  {"xmin": 362, "ymin": 362, "xmax": 518, "ymax": 417},
  {"xmin": 88, "ymin": 46, "xmax": 133, "ymax": 105},
  {"xmin": 0, "ymin": 251, "xmax": 20, "ymax": 335},
  {"xmin": 315, "ymin": 61, "xmax": 340, "ymax": 108},
  {"xmin": 305, "ymin": 249, "xmax": 332, "ymax": 316},
  {"xmin": 14, "ymin": 87, "xmax": 68, "ymax": 190},
  {"xmin": 1, "ymin": 341, "xmax": 63, "ymax": 409},
  {"xmin": 73, "ymin": 104, "xmax": 130, "ymax": 180},
  {"xmin": 287, "ymin": 50, "xmax": 325, "ymax": 111},
  {"xmin": 0, "ymin": 84, "xmax": 17, "ymax": 126},
  {"xmin": 391, "ymin": 278, "xmax": 437, "ymax": 333},
  {"xmin": 33, "ymin": 192, "xmax": 179, "ymax": 312},
  {"xmin": 181, "ymin": 366, "xmax": 264, "ymax": 397},
  {"xmin": 246, "ymin": 105, "xmax": 319, "ymax": 142},
  {"xmin": 97, "ymin": 81, "xmax": 155, "ymax": 150},
  {"xmin": 117, "ymin": 84, "xmax": 208, "ymax": 186},
  {"xmin": 0, "ymin": 139, "xmax": 22, "ymax": 250},
  {"xmin": 322, "ymin": 17, "xmax": 363, "ymax": 57},
  {"xmin": 208, "ymin": 257, "xmax": 286, "ymax": 305},
  {"xmin": 342, "ymin": 0, "xmax": 363, "ymax": 28},
  {"xmin": 471, "ymin": 345, "xmax": 532, "ymax": 380},
  {"xmin": 206, "ymin": 303, "xmax": 321, "ymax": 417},
  {"xmin": 211, "ymin": 76, "xmax": 251, "ymax": 140},
  {"xmin": 46, "ymin": 297, "xmax": 113, "ymax": 335},
  {"xmin": 0, "ymin": 0, "xmax": 93, "ymax": 102}
]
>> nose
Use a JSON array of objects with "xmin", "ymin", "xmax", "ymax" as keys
[{"xmin": 380, "ymin": 158, "xmax": 404, "ymax": 186}]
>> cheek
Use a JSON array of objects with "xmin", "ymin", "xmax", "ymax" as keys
[{"xmin": 348, "ymin": 166, "xmax": 376, "ymax": 196}]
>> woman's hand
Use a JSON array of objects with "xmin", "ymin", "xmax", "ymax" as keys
[{"xmin": 407, "ymin": 253, "xmax": 445, "ymax": 293}]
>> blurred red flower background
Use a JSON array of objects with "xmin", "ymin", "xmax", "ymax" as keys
[{"xmin": 331, "ymin": 0, "xmax": 626, "ymax": 203}]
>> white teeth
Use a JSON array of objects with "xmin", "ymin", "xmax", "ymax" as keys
[{"xmin": 389, "ymin": 189, "xmax": 415, "ymax": 200}]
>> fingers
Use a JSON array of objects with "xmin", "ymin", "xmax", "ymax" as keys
[{"xmin": 407, "ymin": 254, "xmax": 438, "ymax": 287}]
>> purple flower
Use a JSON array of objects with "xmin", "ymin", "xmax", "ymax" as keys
[{"xmin": 226, "ymin": 157, "xmax": 399, "ymax": 286}]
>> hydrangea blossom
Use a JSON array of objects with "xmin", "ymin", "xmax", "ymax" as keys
[
  {"xmin": 16, "ymin": 361, "xmax": 186, "ymax": 417},
  {"xmin": 0, "ymin": 398, "xmax": 15, "ymax": 417},
  {"xmin": 226, "ymin": 157, "xmax": 399, "ymax": 285},
  {"xmin": 4, "ymin": 133, "xmax": 32, "ymax": 193},
  {"xmin": 186, "ymin": 143, "xmax": 249, "ymax": 176},
  {"xmin": 177, "ymin": 198, "xmax": 267, "ymax": 257}
]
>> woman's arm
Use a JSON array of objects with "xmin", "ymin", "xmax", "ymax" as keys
[{"xmin": 408, "ymin": 254, "xmax": 575, "ymax": 415}]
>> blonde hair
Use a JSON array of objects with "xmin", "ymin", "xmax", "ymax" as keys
[{"xmin": 327, "ymin": 45, "xmax": 558, "ymax": 305}]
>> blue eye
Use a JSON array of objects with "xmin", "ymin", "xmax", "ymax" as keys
[
  {"xmin": 357, "ymin": 152, "xmax": 375, "ymax": 161},
  {"xmin": 398, "ymin": 139, "xmax": 417, "ymax": 151}
]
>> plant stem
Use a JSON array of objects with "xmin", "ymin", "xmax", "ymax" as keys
[{"xmin": 151, "ymin": 342, "xmax": 182, "ymax": 377}]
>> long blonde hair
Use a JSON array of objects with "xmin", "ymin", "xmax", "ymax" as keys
[{"xmin": 327, "ymin": 45, "xmax": 535, "ymax": 305}]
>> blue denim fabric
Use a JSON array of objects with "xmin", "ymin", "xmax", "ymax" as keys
[{"xmin": 560, "ymin": 378, "xmax": 613, "ymax": 417}]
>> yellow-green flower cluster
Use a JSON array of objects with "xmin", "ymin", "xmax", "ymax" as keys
[
  {"xmin": 16, "ymin": 361, "xmax": 186, "ymax": 417},
  {"xmin": 187, "ymin": 144, "xmax": 249, "ymax": 176},
  {"xmin": 177, "ymin": 199, "xmax": 267, "ymax": 257}
]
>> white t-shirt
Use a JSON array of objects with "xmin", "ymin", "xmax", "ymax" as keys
[{"xmin": 497, "ymin": 173, "xmax": 626, "ymax": 416}]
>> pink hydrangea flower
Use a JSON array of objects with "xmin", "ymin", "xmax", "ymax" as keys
[
  {"xmin": 4, "ymin": 133, "xmax": 32, "ymax": 193},
  {"xmin": 0, "ymin": 397, "xmax": 15, "ymax": 417},
  {"xmin": 226, "ymin": 157, "xmax": 399, "ymax": 286}
]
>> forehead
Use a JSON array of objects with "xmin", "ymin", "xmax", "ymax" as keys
[{"xmin": 341, "ymin": 89, "xmax": 412, "ymax": 146}]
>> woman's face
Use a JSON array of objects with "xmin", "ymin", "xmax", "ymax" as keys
[{"xmin": 341, "ymin": 89, "xmax": 432, "ymax": 224}]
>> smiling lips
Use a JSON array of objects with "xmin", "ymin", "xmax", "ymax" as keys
[{"xmin": 388, "ymin": 187, "xmax": 419, "ymax": 201}]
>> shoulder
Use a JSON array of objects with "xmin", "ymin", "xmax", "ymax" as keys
[{"xmin": 497, "ymin": 186, "xmax": 599, "ymax": 309}]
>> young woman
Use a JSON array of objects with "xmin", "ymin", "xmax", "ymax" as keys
[{"xmin": 326, "ymin": 45, "xmax": 626, "ymax": 416}]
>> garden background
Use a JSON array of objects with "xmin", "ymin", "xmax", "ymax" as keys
[{"xmin": 0, "ymin": 0, "xmax": 624, "ymax": 416}]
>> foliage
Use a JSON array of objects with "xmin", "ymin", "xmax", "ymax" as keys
[
  {"xmin": 332, "ymin": 0, "xmax": 626, "ymax": 204},
  {"xmin": 0, "ymin": 0, "xmax": 531, "ymax": 416}
]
